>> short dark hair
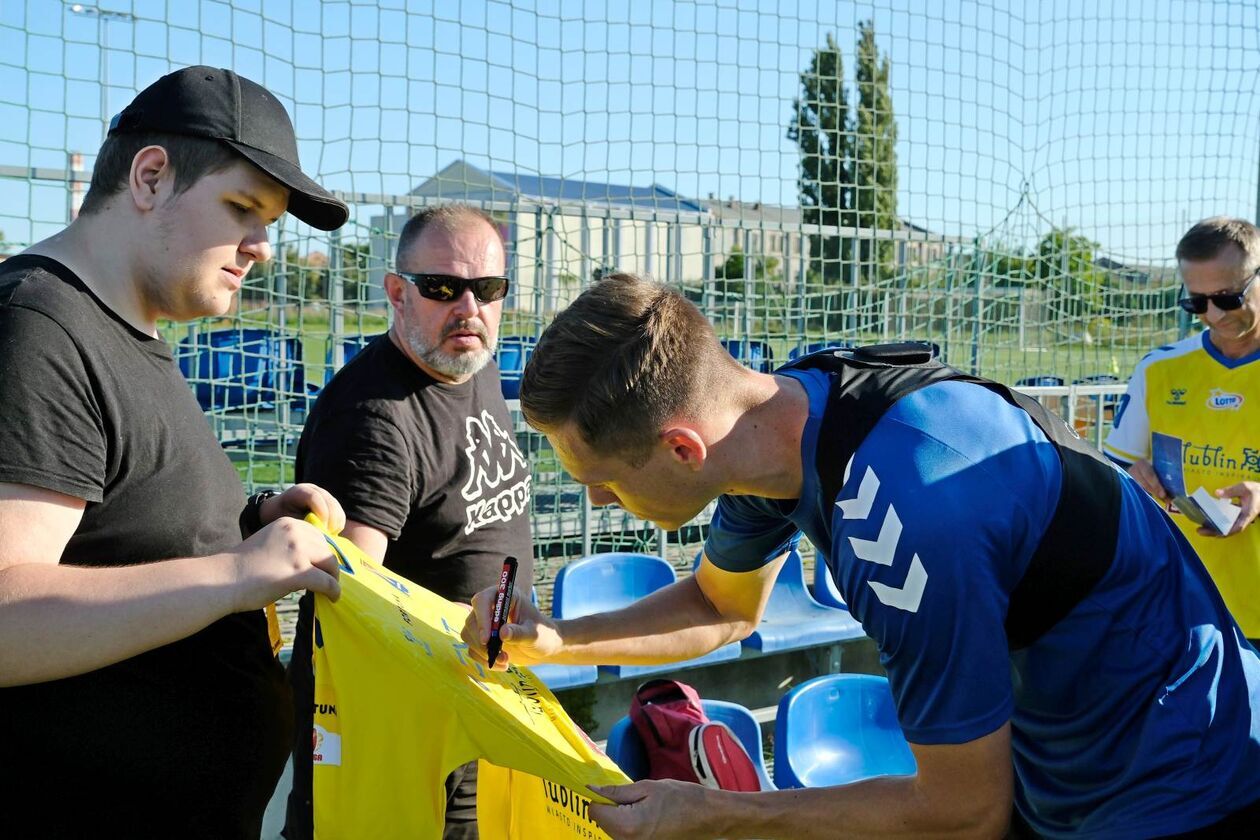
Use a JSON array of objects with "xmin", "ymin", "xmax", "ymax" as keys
[
  {"xmin": 1176, "ymin": 216, "xmax": 1260, "ymax": 271},
  {"xmin": 78, "ymin": 132, "xmax": 240, "ymax": 216},
  {"xmin": 520, "ymin": 273, "xmax": 739, "ymax": 466},
  {"xmin": 395, "ymin": 205, "xmax": 500, "ymax": 266}
]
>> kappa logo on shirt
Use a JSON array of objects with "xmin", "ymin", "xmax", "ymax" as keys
[{"xmin": 460, "ymin": 410, "xmax": 531, "ymax": 534}]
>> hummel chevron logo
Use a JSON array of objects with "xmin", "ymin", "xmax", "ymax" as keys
[
  {"xmin": 848, "ymin": 505, "xmax": 900, "ymax": 566},
  {"xmin": 836, "ymin": 465, "xmax": 878, "ymax": 520},
  {"xmin": 868, "ymin": 555, "xmax": 927, "ymax": 612},
  {"xmin": 835, "ymin": 465, "xmax": 928, "ymax": 613}
]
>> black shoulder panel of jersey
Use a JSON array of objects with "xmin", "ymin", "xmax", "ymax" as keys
[{"xmin": 781, "ymin": 342, "xmax": 1120, "ymax": 650}]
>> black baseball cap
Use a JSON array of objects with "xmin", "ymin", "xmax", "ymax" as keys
[{"xmin": 108, "ymin": 65, "xmax": 348, "ymax": 231}]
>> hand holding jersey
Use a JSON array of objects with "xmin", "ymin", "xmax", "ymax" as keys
[
  {"xmin": 228, "ymin": 517, "xmax": 343, "ymax": 611},
  {"xmin": 259, "ymin": 482, "xmax": 347, "ymax": 534}
]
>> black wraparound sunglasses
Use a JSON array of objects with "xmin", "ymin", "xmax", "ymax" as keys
[
  {"xmin": 1178, "ymin": 270, "xmax": 1257, "ymax": 314},
  {"xmin": 394, "ymin": 272, "xmax": 510, "ymax": 303}
]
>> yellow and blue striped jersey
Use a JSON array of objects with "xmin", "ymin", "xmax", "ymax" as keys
[{"xmin": 1105, "ymin": 331, "xmax": 1260, "ymax": 636}]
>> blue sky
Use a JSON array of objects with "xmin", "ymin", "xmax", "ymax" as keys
[{"xmin": 1, "ymin": 0, "xmax": 1257, "ymax": 264}]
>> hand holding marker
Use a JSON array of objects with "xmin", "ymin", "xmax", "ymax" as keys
[{"xmin": 486, "ymin": 556, "xmax": 518, "ymax": 668}]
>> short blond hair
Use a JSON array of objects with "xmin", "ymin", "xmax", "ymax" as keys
[{"xmin": 521, "ymin": 273, "xmax": 738, "ymax": 465}]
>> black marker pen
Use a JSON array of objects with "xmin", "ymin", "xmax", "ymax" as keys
[{"xmin": 486, "ymin": 555, "xmax": 519, "ymax": 668}]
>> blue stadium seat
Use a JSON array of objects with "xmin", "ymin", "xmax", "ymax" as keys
[
  {"xmin": 774, "ymin": 674, "xmax": 916, "ymax": 789},
  {"xmin": 529, "ymin": 662, "xmax": 599, "ymax": 690},
  {"xmin": 720, "ymin": 338, "xmax": 775, "ymax": 373},
  {"xmin": 1073, "ymin": 374, "xmax": 1123, "ymax": 410},
  {"xmin": 812, "ymin": 559, "xmax": 847, "ymax": 610},
  {"xmin": 787, "ymin": 341, "xmax": 855, "ymax": 361},
  {"xmin": 175, "ymin": 328, "xmax": 306, "ymax": 412},
  {"xmin": 736, "ymin": 549, "xmax": 865, "ymax": 652},
  {"xmin": 1075, "ymin": 373, "xmax": 1121, "ymax": 385},
  {"xmin": 323, "ymin": 333, "xmax": 384, "ymax": 383},
  {"xmin": 313, "ymin": 333, "xmax": 385, "ymax": 389},
  {"xmin": 605, "ymin": 698, "xmax": 775, "ymax": 791},
  {"xmin": 1013, "ymin": 374, "xmax": 1068, "ymax": 417},
  {"xmin": 496, "ymin": 336, "xmax": 537, "ymax": 399},
  {"xmin": 530, "ymin": 489, "xmax": 583, "ymax": 514},
  {"xmin": 525, "ymin": 588, "xmax": 598, "ymax": 690},
  {"xmin": 341, "ymin": 333, "xmax": 382, "ymax": 365},
  {"xmin": 553, "ymin": 553, "xmax": 741, "ymax": 678},
  {"xmin": 1014, "ymin": 374, "xmax": 1065, "ymax": 388}
]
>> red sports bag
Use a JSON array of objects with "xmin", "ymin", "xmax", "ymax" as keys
[{"xmin": 628, "ymin": 678, "xmax": 762, "ymax": 792}]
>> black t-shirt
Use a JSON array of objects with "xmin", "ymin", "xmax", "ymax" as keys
[
  {"xmin": 295, "ymin": 333, "xmax": 533, "ymax": 601},
  {"xmin": 0, "ymin": 255, "xmax": 291, "ymax": 838}
]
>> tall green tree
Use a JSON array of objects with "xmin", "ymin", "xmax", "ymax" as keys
[
  {"xmin": 788, "ymin": 26, "xmax": 900, "ymax": 285},
  {"xmin": 788, "ymin": 33, "xmax": 850, "ymax": 282},
  {"xmin": 1035, "ymin": 227, "xmax": 1110, "ymax": 323},
  {"xmin": 853, "ymin": 20, "xmax": 898, "ymax": 280}
]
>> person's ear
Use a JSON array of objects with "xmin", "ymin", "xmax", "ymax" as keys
[
  {"xmin": 384, "ymin": 272, "xmax": 408, "ymax": 313},
  {"xmin": 129, "ymin": 145, "xmax": 171, "ymax": 212},
  {"xmin": 661, "ymin": 426, "xmax": 707, "ymax": 471}
]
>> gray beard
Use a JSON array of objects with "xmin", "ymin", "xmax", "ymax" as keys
[{"xmin": 404, "ymin": 324, "xmax": 496, "ymax": 379}]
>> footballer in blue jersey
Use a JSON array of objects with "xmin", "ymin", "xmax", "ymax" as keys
[
  {"xmin": 706, "ymin": 372, "xmax": 1260, "ymax": 837},
  {"xmin": 464, "ymin": 274, "xmax": 1260, "ymax": 839}
]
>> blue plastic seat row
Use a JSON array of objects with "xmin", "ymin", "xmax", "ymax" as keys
[
  {"xmin": 184, "ymin": 331, "xmax": 879, "ymax": 410},
  {"xmin": 552, "ymin": 553, "xmax": 741, "ymax": 681},
  {"xmin": 525, "ymin": 588, "xmax": 601, "ymax": 690},
  {"xmin": 787, "ymin": 341, "xmax": 856, "ymax": 361},
  {"xmin": 528, "ymin": 550, "xmax": 866, "ymax": 691},
  {"xmin": 690, "ymin": 548, "xmax": 864, "ymax": 653},
  {"xmin": 774, "ymin": 673, "xmax": 916, "ymax": 788},
  {"xmin": 721, "ymin": 338, "xmax": 776, "ymax": 373},
  {"xmin": 723, "ymin": 340, "xmax": 871, "ymax": 373},
  {"xmin": 177, "ymin": 329, "xmax": 544, "ymax": 412},
  {"xmin": 175, "ymin": 327, "xmax": 310, "ymax": 412},
  {"xmin": 496, "ymin": 336, "xmax": 537, "ymax": 399},
  {"xmin": 338, "ymin": 333, "xmax": 536, "ymax": 399},
  {"xmin": 604, "ymin": 674, "xmax": 916, "ymax": 792},
  {"xmin": 738, "ymin": 549, "xmax": 864, "ymax": 651}
]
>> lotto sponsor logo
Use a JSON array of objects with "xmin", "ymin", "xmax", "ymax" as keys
[{"xmin": 1206, "ymin": 389, "xmax": 1244, "ymax": 411}]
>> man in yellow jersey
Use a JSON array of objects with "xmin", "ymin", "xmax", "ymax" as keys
[{"xmin": 1105, "ymin": 217, "xmax": 1260, "ymax": 641}]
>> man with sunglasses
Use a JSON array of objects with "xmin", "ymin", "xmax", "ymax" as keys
[
  {"xmin": 1106, "ymin": 216, "xmax": 1260, "ymax": 641},
  {"xmin": 284, "ymin": 205, "xmax": 534, "ymax": 839}
]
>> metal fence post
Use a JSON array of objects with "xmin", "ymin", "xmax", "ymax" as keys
[{"xmin": 330, "ymin": 225, "xmax": 344, "ymax": 370}]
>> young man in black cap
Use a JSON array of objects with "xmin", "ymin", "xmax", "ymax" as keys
[{"xmin": 0, "ymin": 66, "xmax": 348, "ymax": 837}]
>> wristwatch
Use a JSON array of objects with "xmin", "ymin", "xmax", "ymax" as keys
[{"xmin": 239, "ymin": 489, "xmax": 280, "ymax": 539}]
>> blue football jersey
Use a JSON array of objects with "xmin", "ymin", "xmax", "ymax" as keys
[{"xmin": 705, "ymin": 371, "xmax": 1260, "ymax": 837}]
